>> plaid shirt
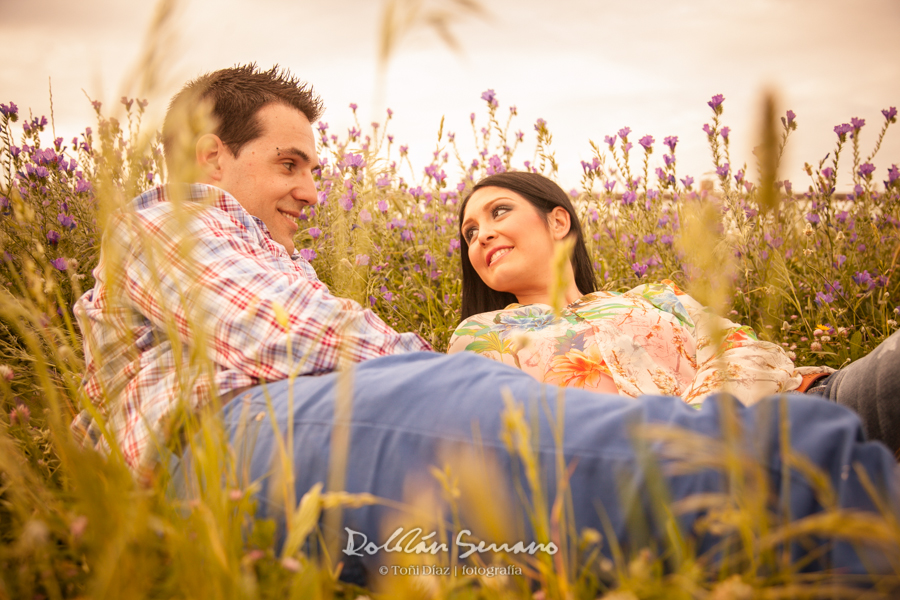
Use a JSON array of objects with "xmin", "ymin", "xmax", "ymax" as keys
[{"xmin": 72, "ymin": 184, "xmax": 431, "ymax": 474}]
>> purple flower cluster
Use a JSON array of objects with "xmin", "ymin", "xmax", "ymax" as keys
[{"xmin": 480, "ymin": 89, "xmax": 498, "ymax": 108}]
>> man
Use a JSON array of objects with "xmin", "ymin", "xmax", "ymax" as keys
[{"xmin": 73, "ymin": 64, "xmax": 899, "ymax": 584}]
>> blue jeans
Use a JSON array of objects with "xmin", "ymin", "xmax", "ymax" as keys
[{"xmin": 171, "ymin": 352, "xmax": 899, "ymax": 585}]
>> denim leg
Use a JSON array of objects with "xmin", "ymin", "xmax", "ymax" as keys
[
  {"xmin": 819, "ymin": 330, "xmax": 900, "ymax": 457},
  {"xmin": 184, "ymin": 351, "xmax": 898, "ymax": 583}
]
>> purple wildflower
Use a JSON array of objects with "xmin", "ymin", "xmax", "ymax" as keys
[
  {"xmin": 858, "ymin": 163, "xmax": 876, "ymax": 178},
  {"xmin": 46, "ymin": 230, "xmax": 60, "ymax": 245},
  {"xmin": 663, "ymin": 154, "xmax": 675, "ymax": 167},
  {"xmin": 359, "ymin": 209, "xmax": 372, "ymax": 224},
  {"xmin": 834, "ymin": 123, "xmax": 852, "ymax": 140},
  {"xmin": 308, "ymin": 227, "xmax": 322, "ymax": 239},
  {"xmin": 604, "ymin": 180, "xmax": 617, "ymax": 193},
  {"xmin": 887, "ymin": 164, "xmax": 899, "ymax": 184},
  {"xmin": 663, "ymin": 136, "xmax": 678, "ymax": 152},
  {"xmin": 604, "ymin": 135, "xmax": 616, "ymax": 148},
  {"xmin": 805, "ymin": 212, "xmax": 820, "ymax": 225},
  {"xmin": 51, "ymin": 257, "xmax": 67, "ymax": 271},
  {"xmin": 638, "ymin": 135, "xmax": 654, "ymax": 151},
  {"xmin": 534, "ymin": 118, "xmax": 547, "ymax": 133},
  {"xmin": 400, "ymin": 229, "xmax": 413, "ymax": 242},
  {"xmin": 299, "ymin": 248, "xmax": 317, "ymax": 261},
  {"xmin": 622, "ymin": 191, "xmax": 637, "ymax": 206},
  {"xmin": 680, "ymin": 175, "xmax": 694, "ymax": 188},
  {"xmin": 785, "ymin": 110, "xmax": 796, "ymax": 126},
  {"xmin": 631, "ymin": 262, "xmax": 648, "ymax": 278},
  {"xmin": 882, "ymin": 107, "xmax": 898, "ymax": 122},
  {"xmin": 341, "ymin": 153, "xmax": 365, "ymax": 169},
  {"xmin": 480, "ymin": 89, "xmax": 498, "ymax": 107},
  {"xmin": 339, "ymin": 191, "xmax": 355, "ymax": 211},
  {"xmin": 449, "ymin": 239, "xmax": 460, "ymax": 252},
  {"xmin": 707, "ymin": 94, "xmax": 725, "ymax": 113},
  {"xmin": 716, "ymin": 163, "xmax": 730, "ymax": 178},
  {"xmin": 58, "ymin": 213, "xmax": 77, "ymax": 229},
  {"xmin": 784, "ymin": 180, "xmax": 793, "ymax": 195},
  {"xmin": 821, "ymin": 167, "xmax": 834, "ymax": 180},
  {"xmin": 720, "ymin": 126, "xmax": 731, "ymax": 141},
  {"xmin": 853, "ymin": 271, "xmax": 875, "ymax": 290},
  {"xmin": 643, "ymin": 234, "xmax": 657, "ymax": 244},
  {"xmin": 661, "ymin": 234, "xmax": 674, "ymax": 245},
  {"xmin": 702, "ymin": 123, "xmax": 714, "ymax": 137},
  {"xmin": 850, "ymin": 117, "xmax": 865, "ymax": 130},
  {"xmin": 0, "ymin": 102, "xmax": 18, "ymax": 118},
  {"xmin": 617, "ymin": 127, "xmax": 631, "ymax": 140},
  {"xmin": 349, "ymin": 103, "xmax": 358, "ymax": 111},
  {"xmin": 814, "ymin": 291, "xmax": 834, "ymax": 305},
  {"xmin": 354, "ymin": 254, "xmax": 370, "ymax": 266}
]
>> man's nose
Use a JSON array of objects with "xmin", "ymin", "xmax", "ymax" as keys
[{"xmin": 294, "ymin": 171, "xmax": 318, "ymax": 206}]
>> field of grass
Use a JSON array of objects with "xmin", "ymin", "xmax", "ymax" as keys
[{"xmin": 0, "ymin": 90, "xmax": 899, "ymax": 598}]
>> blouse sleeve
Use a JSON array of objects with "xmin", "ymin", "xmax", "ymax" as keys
[{"xmin": 667, "ymin": 282, "xmax": 799, "ymax": 405}]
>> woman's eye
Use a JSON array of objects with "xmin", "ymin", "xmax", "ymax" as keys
[
  {"xmin": 492, "ymin": 205, "xmax": 510, "ymax": 217},
  {"xmin": 464, "ymin": 227, "xmax": 477, "ymax": 243}
]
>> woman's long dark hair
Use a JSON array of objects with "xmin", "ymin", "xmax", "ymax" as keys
[{"xmin": 458, "ymin": 171, "xmax": 597, "ymax": 320}]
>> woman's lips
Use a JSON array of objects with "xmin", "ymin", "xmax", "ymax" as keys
[{"xmin": 487, "ymin": 246, "xmax": 512, "ymax": 266}]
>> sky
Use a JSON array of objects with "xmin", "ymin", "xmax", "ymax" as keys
[{"xmin": 2, "ymin": 0, "xmax": 899, "ymax": 192}]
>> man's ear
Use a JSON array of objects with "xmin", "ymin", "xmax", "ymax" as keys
[
  {"xmin": 195, "ymin": 133, "xmax": 227, "ymax": 182},
  {"xmin": 548, "ymin": 206, "xmax": 572, "ymax": 240}
]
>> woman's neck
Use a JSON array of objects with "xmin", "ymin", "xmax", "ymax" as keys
[{"xmin": 515, "ymin": 279, "xmax": 584, "ymax": 307}]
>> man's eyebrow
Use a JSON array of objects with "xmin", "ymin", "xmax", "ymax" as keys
[{"xmin": 277, "ymin": 147, "xmax": 320, "ymax": 168}]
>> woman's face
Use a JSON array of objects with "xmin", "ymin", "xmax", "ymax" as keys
[{"xmin": 461, "ymin": 186, "xmax": 570, "ymax": 303}]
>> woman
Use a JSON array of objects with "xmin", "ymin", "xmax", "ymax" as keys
[{"xmin": 449, "ymin": 171, "xmax": 899, "ymax": 453}]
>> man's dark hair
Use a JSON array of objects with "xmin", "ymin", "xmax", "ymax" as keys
[
  {"xmin": 458, "ymin": 171, "xmax": 597, "ymax": 320},
  {"xmin": 162, "ymin": 63, "xmax": 324, "ymax": 175}
]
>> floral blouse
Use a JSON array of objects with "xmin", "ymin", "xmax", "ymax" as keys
[{"xmin": 448, "ymin": 280, "xmax": 804, "ymax": 405}]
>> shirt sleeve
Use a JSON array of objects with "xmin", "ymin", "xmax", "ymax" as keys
[
  {"xmin": 116, "ymin": 203, "xmax": 432, "ymax": 381},
  {"xmin": 663, "ymin": 282, "xmax": 798, "ymax": 405}
]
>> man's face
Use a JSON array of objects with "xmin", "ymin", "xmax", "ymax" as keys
[{"xmin": 215, "ymin": 102, "xmax": 319, "ymax": 254}]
